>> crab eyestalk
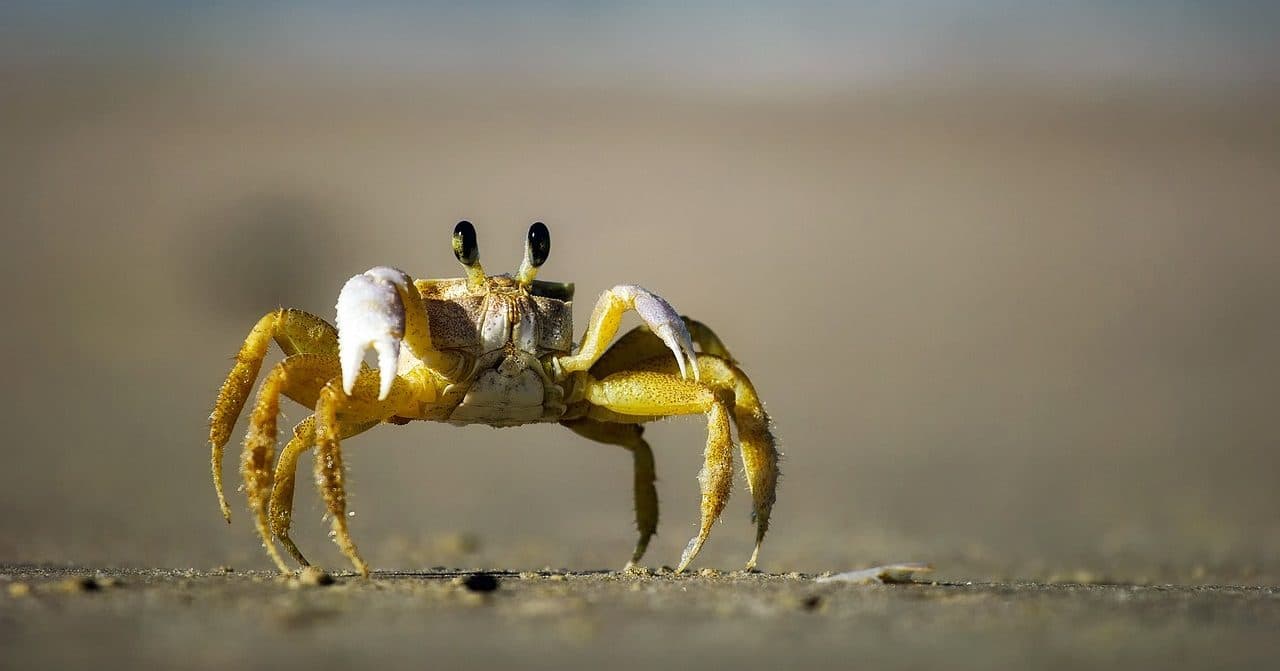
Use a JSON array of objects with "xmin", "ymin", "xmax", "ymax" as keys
[
  {"xmin": 517, "ymin": 221, "xmax": 550, "ymax": 286},
  {"xmin": 453, "ymin": 220, "xmax": 486, "ymax": 289}
]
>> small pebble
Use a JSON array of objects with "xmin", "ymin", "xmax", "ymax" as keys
[
  {"xmin": 698, "ymin": 568, "xmax": 721, "ymax": 578},
  {"xmin": 59, "ymin": 576, "xmax": 102, "ymax": 593},
  {"xmin": 462, "ymin": 573, "xmax": 500, "ymax": 593}
]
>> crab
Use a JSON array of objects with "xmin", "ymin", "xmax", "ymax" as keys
[{"xmin": 208, "ymin": 221, "xmax": 780, "ymax": 576}]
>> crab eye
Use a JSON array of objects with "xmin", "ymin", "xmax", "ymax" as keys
[
  {"xmin": 527, "ymin": 222, "xmax": 550, "ymax": 268},
  {"xmin": 453, "ymin": 220, "xmax": 479, "ymax": 266}
]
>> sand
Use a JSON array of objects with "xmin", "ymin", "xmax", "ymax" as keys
[{"xmin": 4, "ymin": 564, "xmax": 1278, "ymax": 670}]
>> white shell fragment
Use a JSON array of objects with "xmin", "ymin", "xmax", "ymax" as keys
[{"xmin": 815, "ymin": 563, "xmax": 934, "ymax": 585}]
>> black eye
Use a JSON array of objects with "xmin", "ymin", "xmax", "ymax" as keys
[
  {"xmin": 453, "ymin": 220, "xmax": 479, "ymax": 266},
  {"xmin": 527, "ymin": 221, "xmax": 550, "ymax": 268}
]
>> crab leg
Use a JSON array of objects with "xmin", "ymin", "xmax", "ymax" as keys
[
  {"xmin": 314, "ymin": 385, "xmax": 366, "ymax": 575},
  {"xmin": 561, "ymin": 419, "xmax": 659, "ymax": 569},
  {"xmin": 210, "ymin": 308, "xmax": 339, "ymax": 522},
  {"xmin": 240, "ymin": 353, "xmax": 349, "ymax": 572},
  {"xmin": 310, "ymin": 368, "xmax": 428, "ymax": 576},
  {"xmin": 560, "ymin": 318, "xmax": 735, "ymax": 569},
  {"xmin": 582, "ymin": 370, "xmax": 736, "ymax": 573},
  {"xmin": 269, "ymin": 417, "xmax": 378, "ymax": 567},
  {"xmin": 696, "ymin": 357, "xmax": 779, "ymax": 570},
  {"xmin": 555, "ymin": 285, "xmax": 700, "ymax": 382},
  {"xmin": 270, "ymin": 417, "xmax": 317, "ymax": 567},
  {"xmin": 582, "ymin": 321, "xmax": 781, "ymax": 569},
  {"xmin": 583, "ymin": 354, "xmax": 780, "ymax": 571},
  {"xmin": 633, "ymin": 354, "xmax": 779, "ymax": 570}
]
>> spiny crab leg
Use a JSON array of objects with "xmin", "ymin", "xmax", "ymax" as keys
[
  {"xmin": 557, "ymin": 284, "xmax": 700, "ymax": 382},
  {"xmin": 336, "ymin": 266, "xmax": 410, "ymax": 400}
]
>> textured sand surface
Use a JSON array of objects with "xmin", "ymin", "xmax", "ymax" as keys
[{"xmin": 4, "ymin": 565, "xmax": 1279, "ymax": 671}]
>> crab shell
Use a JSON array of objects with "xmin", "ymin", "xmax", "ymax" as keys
[{"xmin": 405, "ymin": 275, "xmax": 577, "ymax": 426}]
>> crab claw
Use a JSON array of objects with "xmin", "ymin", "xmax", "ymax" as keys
[
  {"xmin": 624, "ymin": 286, "xmax": 701, "ymax": 382},
  {"xmin": 336, "ymin": 267, "xmax": 409, "ymax": 400}
]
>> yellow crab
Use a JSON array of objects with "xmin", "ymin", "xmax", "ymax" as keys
[{"xmin": 209, "ymin": 221, "xmax": 779, "ymax": 576}]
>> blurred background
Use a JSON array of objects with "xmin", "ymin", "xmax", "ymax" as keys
[{"xmin": 2, "ymin": 1, "xmax": 1278, "ymax": 583}]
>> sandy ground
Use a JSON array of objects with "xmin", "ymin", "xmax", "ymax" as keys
[{"xmin": 3, "ymin": 564, "xmax": 1279, "ymax": 670}]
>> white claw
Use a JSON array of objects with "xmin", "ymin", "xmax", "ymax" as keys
[
  {"xmin": 629, "ymin": 287, "xmax": 700, "ymax": 382},
  {"xmin": 336, "ymin": 269, "xmax": 407, "ymax": 400},
  {"xmin": 655, "ymin": 323, "xmax": 691, "ymax": 380},
  {"xmin": 372, "ymin": 338, "xmax": 400, "ymax": 400}
]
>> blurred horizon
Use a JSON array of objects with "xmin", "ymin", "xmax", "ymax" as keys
[{"xmin": 3, "ymin": 2, "xmax": 1279, "ymax": 92}]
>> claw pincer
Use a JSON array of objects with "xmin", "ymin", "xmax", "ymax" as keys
[
  {"xmin": 627, "ymin": 286, "xmax": 701, "ymax": 382},
  {"xmin": 336, "ymin": 267, "xmax": 409, "ymax": 400}
]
